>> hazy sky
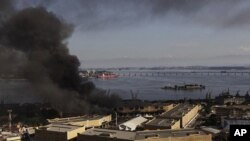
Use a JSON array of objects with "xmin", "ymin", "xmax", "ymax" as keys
[{"xmin": 15, "ymin": 0, "xmax": 250, "ymax": 68}]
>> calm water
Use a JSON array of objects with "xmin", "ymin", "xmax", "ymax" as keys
[{"xmin": 91, "ymin": 69, "xmax": 250, "ymax": 100}]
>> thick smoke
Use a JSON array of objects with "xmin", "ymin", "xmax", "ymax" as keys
[
  {"xmin": 14, "ymin": 0, "xmax": 250, "ymax": 31},
  {"xmin": 0, "ymin": 4, "xmax": 121, "ymax": 114},
  {"xmin": 1, "ymin": 7, "xmax": 81, "ymax": 91},
  {"xmin": 0, "ymin": 6, "xmax": 91, "ymax": 114}
]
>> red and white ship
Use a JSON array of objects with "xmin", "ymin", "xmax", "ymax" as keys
[{"xmin": 96, "ymin": 72, "xmax": 119, "ymax": 79}]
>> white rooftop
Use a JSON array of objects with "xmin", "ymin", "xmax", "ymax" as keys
[{"xmin": 119, "ymin": 116, "xmax": 148, "ymax": 131}]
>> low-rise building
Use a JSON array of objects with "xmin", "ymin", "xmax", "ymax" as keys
[
  {"xmin": 160, "ymin": 103, "xmax": 199, "ymax": 128},
  {"xmin": 35, "ymin": 124, "xmax": 85, "ymax": 141},
  {"xmin": 47, "ymin": 115, "xmax": 112, "ymax": 128},
  {"xmin": 77, "ymin": 128, "xmax": 212, "ymax": 141}
]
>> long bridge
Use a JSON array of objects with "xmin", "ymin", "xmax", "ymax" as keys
[{"xmin": 114, "ymin": 71, "xmax": 250, "ymax": 77}]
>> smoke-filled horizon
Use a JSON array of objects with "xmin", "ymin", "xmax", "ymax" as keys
[{"xmin": 4, "ymin": 0, "xmax": 250, "ymax": 67}]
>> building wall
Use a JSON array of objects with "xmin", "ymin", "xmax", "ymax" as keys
[
  {"xmin": 67, "ymin": 127, "xmax": 85, "ymax": 140},
  {"xmin": 78, "ymin": 133, "xmax": 211, "ymax": 141},
  {"xmin": 171, "ymin": 120, "xmax": 181, "ymax": 129},
  {"xmin": 35, "ymin": 126, "xmax": 85, "ymax": 141},
  {"xmin": 163, "ymin": 104, "xmax": 174, "ymax": 112},
  {"xmin": 181, "ymin": 105, "xmax": 199, "ymax": 128},
  {"xmin": 35, "ymin": 130, "xmax": 68, "ymax": 141}
]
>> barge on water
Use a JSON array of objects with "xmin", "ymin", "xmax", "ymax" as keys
[{"xmin": 161, "ymin": 84, "xmax": 205, "ymax": 90}]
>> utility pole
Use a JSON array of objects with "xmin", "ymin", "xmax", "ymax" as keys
[
  {"xmin": 7, "ymin": 109, "xmax": 12, "ymax": 132},
  {"xmin": 115, "ymin": 112, "xmax": 118, "ymax": 126}
]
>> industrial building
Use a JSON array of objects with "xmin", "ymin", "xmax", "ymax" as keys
[
  {"xmin": 115, "ymin": 100, "xmax": 174, "ymax": 116},
  {"xmin": 119, "ymin": 116, "xmax": 148, "ymax": 131},
  {"xmin": 77, "ymin": 128, "xmax": 212, "ymax": 141},
  {"xmin": 159, "ymin": 103, "xmax": 199, "ymax": 128},
  {"xmin": 35, "ymin": 124, "xmax": 85, "ymax": 141},
  {"xmin": 47, "ymin": 115, "xmax": 112, "ymax": 128}
]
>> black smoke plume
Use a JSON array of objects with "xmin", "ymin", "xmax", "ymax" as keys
[
  {"xmin": 1, "ymin": 7, "xmax": 81, "ymax": 91},
  {"xmin": 0, "ymin": 5, "xmax": 121, "ymax": 115},
  {"xmin": 0, "ymin": 7, "xmax": 84, "ymax": 113}
]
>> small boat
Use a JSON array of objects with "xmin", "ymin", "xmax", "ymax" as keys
[{"xmin": 161, "ymin": 84, "xmax": 205, "ymax": 90}]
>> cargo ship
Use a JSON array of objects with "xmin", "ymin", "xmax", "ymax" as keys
[{"xmin": 161, "ymin": 84, "xmax": 205, "ymax": 90}]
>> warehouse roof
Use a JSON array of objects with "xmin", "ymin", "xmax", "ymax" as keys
[
  {"xmin": 119, "ymin": 116, "xmax": 148, "ymax": 131},
  {"xmin": 39, "ymin": 124, "xmax": 84, "ymax": 133},
  {"xmin": 47, "ymin": 115, "xmax": 110, "ymax": 123}
]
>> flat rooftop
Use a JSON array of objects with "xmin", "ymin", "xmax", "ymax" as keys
[
  {"xmin": 48, "ymin": 115, "xmax": 109, "ymax": 123},
  {"xmin": 80, "ymin": 128, "xmax": 208, "ymax": 140},
  {"xmin": 38, "ymin": 124, "xmax": 84, "ymax": 133},
  {"xmin": 146, "ymin": 118, "xmax": 178, "ymax": 127},
  {"xmin": 81, "ymin": 128, "xmax": 136, "ymax": 140},
  {"xmin": 161, "ymin": 103, "xmax": 196, "ymax": 118}
]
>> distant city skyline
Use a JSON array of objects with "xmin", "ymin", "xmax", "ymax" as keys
[{"xmin": 15, "ymin": 0, "xmax": 250, "ymax": 68}]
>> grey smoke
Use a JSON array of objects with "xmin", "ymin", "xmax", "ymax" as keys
[{"xmin": 13, "ymin": 0, "xmax": 250, "ymax": 31}]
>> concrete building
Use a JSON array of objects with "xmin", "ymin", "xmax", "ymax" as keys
[
  {"xmin": 145, "ymin": 118, "xmax": 180, "ymax": 130},
  {"xmin": 77, "ymin": 128, "xmax": 212, "ymax": 141},
  {"xmin": 47, "ymin": 115, "xmax": 112, "ymax": 128},
  {"xmin": 115, "ymin": 100, "xmax": 174, "ymax": 116},
  {"xmin": 159, "ymin": 104, "xmax": 199, "ymax": 128},
  {"xmin": 119, "ymin": 116, "xmax": 148, "ymax": 131},
  {"xmin": 212, "ymin": 105, "xmax": 250, "ymax": 118},
  {"xmin": 35, "ymin": 124, "xmax": 85, "ymax": 141}
]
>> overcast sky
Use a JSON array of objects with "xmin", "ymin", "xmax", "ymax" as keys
[{"xmin": 15, "ymin": 0, "xmax": 250, "ymax": 68}]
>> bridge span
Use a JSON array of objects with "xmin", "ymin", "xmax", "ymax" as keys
[{"xmin": 114, "ymin": 71, "xmax": 250, "ymax": 77}]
